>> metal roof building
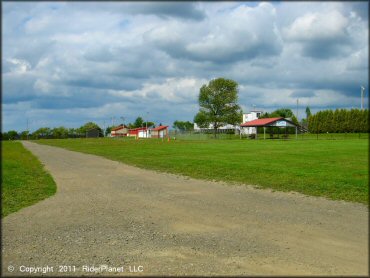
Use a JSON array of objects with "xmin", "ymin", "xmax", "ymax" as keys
[{"xmin": 240, "ymin": 117, "xmax": 299, "ymax": 139}]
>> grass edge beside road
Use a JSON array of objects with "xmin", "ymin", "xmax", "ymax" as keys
[
  {"xmin": 34, "ymin": 138, "xmax": 368, "ymax": 205},
  {"xmin": 2, "ymin": 141, "xmax": 57, "ymax": 217}
]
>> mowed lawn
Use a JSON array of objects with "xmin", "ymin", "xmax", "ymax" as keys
[
  {"xmin": 2, "ymin": 141, "xmax": 56, "ymax": 217},
  {"xmin": 36, "ymin": 138, "xmax": 368, "ymax": 204}
]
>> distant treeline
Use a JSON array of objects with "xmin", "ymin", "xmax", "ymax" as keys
[
  {"xmin": 1, "ymin": 122, "xmax": 104, "ymax": 140},
  {"xmin": 308, "ymin": 109, "xmax": 369, "ymax": 133}
]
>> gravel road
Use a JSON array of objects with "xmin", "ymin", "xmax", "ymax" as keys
[{"xmin": 2, "ymin": 141, "xmax": 368, "ymax": 276}]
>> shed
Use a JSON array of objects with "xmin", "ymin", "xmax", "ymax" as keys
[
  {"xmin": 150, "ymin": 125, "xmax": 169, "ymax": 138},
  {"xmin": 240, "ymin": 117, "xmax": 299, "ymax": 139}
]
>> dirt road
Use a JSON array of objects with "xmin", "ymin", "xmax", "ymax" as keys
[{"xmin": 2, "ymin": 141, "xmax": 368, "ymax": 276}]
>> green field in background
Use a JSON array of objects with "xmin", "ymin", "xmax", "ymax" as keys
[
  {"xmin": 35, "ymin": 137, "xmax": 368, "ymax": 204},
  {"xmin": 2, "ymin": 141, "xmax": 57, "ymax": 217}
]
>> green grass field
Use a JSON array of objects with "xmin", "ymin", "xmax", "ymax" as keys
[
  {"xmin": 35, "ymin": 137, "xmax": 368, "ymax": 204},
  {"xmin": 2, "ymin": 141, "xmax": 57, "ymax": 217},
  {"xmin": 169, "ymin": 131, "xmax": 369, "ymax": 141}
]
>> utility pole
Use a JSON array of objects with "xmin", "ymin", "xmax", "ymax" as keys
[
  {"xmin": 26, "ymin": 118, "xmax": 29, "ymax": 140},
  {"xmin": 361, "ymin": 86, "xmax": 365, "ymax": 110},
  {"xmin": 103, "ymin": 120, "xmax": 106, "ymax": 137}
]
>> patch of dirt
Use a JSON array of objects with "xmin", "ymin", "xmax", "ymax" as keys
[{"xmin": 2, "ymin": 141, "xmax": 368, "ymax": 276}]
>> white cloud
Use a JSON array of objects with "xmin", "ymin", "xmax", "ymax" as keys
[
  {"xmin": 284, "ymin": 10, "xmax": 348, "ymax": 41},
  {"xmin": 6, "ymin": 58, "xmax": 31, "ymax": 73}
]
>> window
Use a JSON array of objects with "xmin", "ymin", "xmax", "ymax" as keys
[{"xmin": 256, "ymin": 112, "xmax": 261, "ymax": 117}]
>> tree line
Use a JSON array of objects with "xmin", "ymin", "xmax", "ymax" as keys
[
  {"xmin": 1, "ymin": 116, "xmax": 163, "ymax": 140},
  {"xmin": 308, "ymin": 109, "xmax": 369, "ymax": 133},
  {"xmin": 1, "ymin": 122, "xmax": 104, "ymax": 140}
]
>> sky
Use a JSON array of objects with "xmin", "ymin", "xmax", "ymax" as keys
[{"xmin": 2, "ymin": 1, "xmax": 369, "ymax": 132}]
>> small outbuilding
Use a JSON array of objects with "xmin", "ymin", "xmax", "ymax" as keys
[
  {"xmin": 150, "ymin": 125, "xmax": 169, "ymax": 138},
  {"xmin": 111, "ymin": 125, "xmax": 128, "ymax": 137},
  {"xmin": 240, "ymin": 117, "xmax": 299, "ymax": 139},
  {"xmin": 128, "ymin": 127, "xmax": 149, "ymax": 138}
]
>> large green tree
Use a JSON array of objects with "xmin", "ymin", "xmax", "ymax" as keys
[
  {"xmin": 3, "ymin": 130, "xmax": 18, "ymax": 140},
  {"xmin": 133, "ymin": 117, "xmax": 144, "ymax": 128},
  {"xmin": 194, "ymin": 78, "xmax": 242, "ymax": 137},
  {"xmin": 78, "ymin": 122, "xmax": 103, "ymax": 137},
  {"xmin": 173, "ymin": 120, "xmax": 193, "ymax": 131}
]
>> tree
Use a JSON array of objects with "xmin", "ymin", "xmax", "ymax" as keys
[
  {"xmin": 173, "ymin": 121, "xmax": 193, "ymax": 131},
  {"xmin": 194, "ymin": 78, "xmax": 242, "ymax": 137},
  {"xmin": 143, "ymin": 121, "xmax": 155, "ymax": 128},
  {"xmin": 260, "ymin": 108, "xmax": 298, "ymax": 125},
  {"xmin": 5, "ymin": 130, "xmax": 18, "ymax": 140},
  {"xmin": 20, "ymin": 130, "xmax": 29, "ymax": 140},
  {"xmin": 133, "ymin": 117, "xmax": 144, "ymax": 128},
  {"xmin": 77, "ymin": 122, "xmax": 102, "ymax": 137},
  {"xmin": 305, "ymin": 106, "xmax": 312, "ymax": 119}
]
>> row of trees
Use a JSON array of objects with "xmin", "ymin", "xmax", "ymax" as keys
[
  {"xmin": 308, "ymin": 109, "xmax": 369, "ymax": 133},
  {"xmin": 2, "ymin": 122, "xmax": 103, "ymax": 140},
  {"xmin": 2, "ymin": 115, "xmax": 165, "ymax": 140}
]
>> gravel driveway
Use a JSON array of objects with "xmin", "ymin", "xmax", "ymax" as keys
[{"xmin": 2, "ymin": 141, "xmax": 368, "ymax": 276}]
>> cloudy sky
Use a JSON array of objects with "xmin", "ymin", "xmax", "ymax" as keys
[{"xmin": 2, "ymin": 1, "xmax": 369, "ymax": 132}]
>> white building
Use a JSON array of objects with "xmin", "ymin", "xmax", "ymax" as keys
[
  {"xmin": 241, "ymin": 110, "xmax": 263, "ymax": 135},
  {"xmin": 193, "ymin": 123, "xmax": 240, "ymax": 132},
  {"xmin": 192, "ymin": 110, "xmax": 263, "ymax": 134}
]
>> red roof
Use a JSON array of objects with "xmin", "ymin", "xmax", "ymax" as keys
[
  {"xmin": 128, "ymin": 127, "xmax": 148, "ymax": 131},
  {"xmin": 151, "ymin": 125, "xmax": 168, "ymax": 131},
  {"xmin": 240, "ymin": 117, "xmax": 283, "ymax": 127}
]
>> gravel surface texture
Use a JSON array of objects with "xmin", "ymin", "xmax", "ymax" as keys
[{"xmin": 2, "ymin": 141, "xmax": 368, "ymax": 276}]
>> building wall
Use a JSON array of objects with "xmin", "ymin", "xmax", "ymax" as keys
[
  {"xmin": 138, "ymin": 130, "xmax": 150, "ymax": 138},
  {"xmin": 241, "ymin": 111, "xmax": 262, "ymax": 135},
  {"xmin": 111, "ymin": 128, "xmax": 128, "ymax": 137},
  {"xmin": 242, "ymin": 111, "xmax": 262, "ymax": 123},
  {"xmin": 193, "ymin": 123, "xmax": 239, "ymax": 131},
  {"xmin": 151, "ymin": 129, "xmax": 168, "ymax": 138}
]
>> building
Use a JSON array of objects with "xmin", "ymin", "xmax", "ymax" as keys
[
  {"xmin": 240, "ymin": 117, "xmax": 299, "ymax": 139},
  {"xmin": 242, "ymin": 110, "xmax": 263, "ymax": 135},
  {"xmin": 193, "ymin": 123, "xmax": 240, "ymax": 133},
  {"xmin": 150, "ymin": 125, "xmax": 169, "ymax": 138},
  {"xmin": 128, "ymin": 127, "xmax": 149, "ymax": 138},
  {"xmin": 110, "ymin": 125, "xmax": 128, "ymax": 137},
  {"xmin": 192, "ymin": 110, "xmax": 263, "ymax": 134}
]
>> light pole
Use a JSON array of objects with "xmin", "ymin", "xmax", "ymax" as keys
[{"xmin": 361, "ymin": 86, "xmax": 365, "ymax": 110}]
